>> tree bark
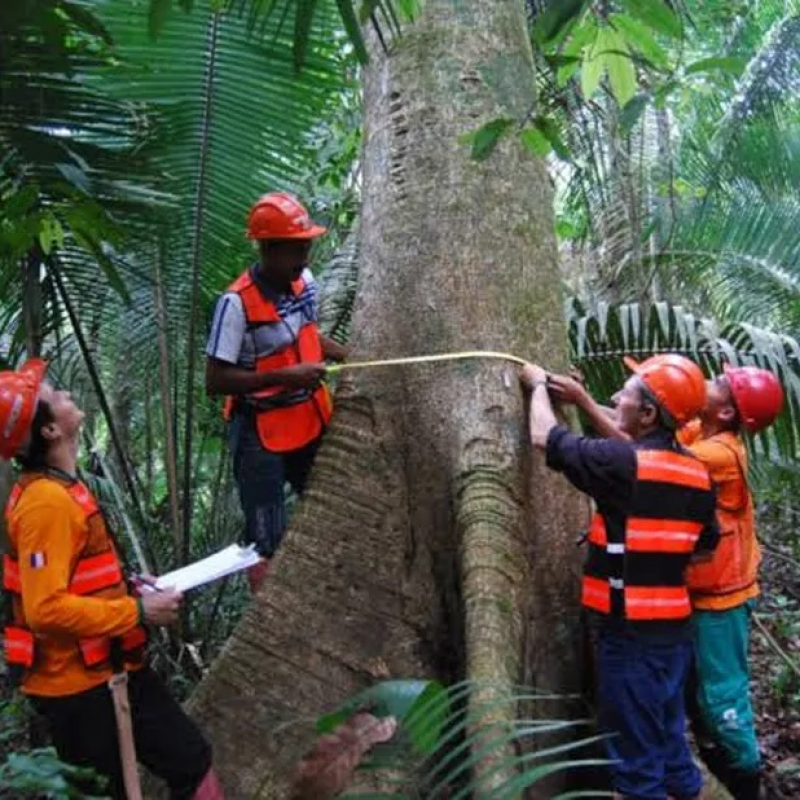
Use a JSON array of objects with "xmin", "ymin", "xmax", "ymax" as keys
[{"xmin": 188, "ymin": 1, "xmax": 586, "ymax": 797}]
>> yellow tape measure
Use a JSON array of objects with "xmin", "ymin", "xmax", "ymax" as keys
[{"xmin": 327, "ymin": 350, "xmax": 527, "ymax": 374}]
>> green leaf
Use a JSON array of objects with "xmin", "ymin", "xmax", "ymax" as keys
[
  {"xmin": 401, "ymin": 680, "xmax": 450, "ymax": 755},
  {"xmin": 534, "ymin": 117, "xmax": 571, "ymax": 160},
  {"xmin": 580, "ymin": 28, "xmax": 607, "ymax": 100},
  {"xmin": 395, "ymin": 0, "xmax": 422, "ymax": 21},
  {"xmin": 38, "ymin": 215, "xmax": 64, "ymax": 256},
  {"xmin": 148, "ymin": 0, "xmax": 172, "ymax": 39},
  {"xmin": 685, "ymin": 56, "xmax": 748, "ymax": 77},
  {"xmin": 610, "ymin": 12, "xmax": 669, "ymax": 69},
  {"xmin": 520, "ymin": 127, "xmax": 552, "ymax": 158},
  {"xmin": 61, "ymin": 2, "xmax": 113, "ymax": 43},
  {"xmin": 605, "ymin": 29, "xmax": 637, "ymax": 107},
  {"xmin": 317, "ymin": 680, "xmax": 448, "ymax": 755},
  {"xmin": 533, "ymin": 0, "xmax": 592, "ymax": 46},
  {"xmin": 618, "ymin": 0, "xmax": 682, "ymax": 39},
  {"xmin": 619, "ymin": 93, "xmax": 649, "ymax": 135},
  {"xmin": 654, "ymin": 79, "xmax": 679, "ymax": 108},
  {"xmin": 460, "ymin": 118, "xmax": 514, "ymax": 161},
  {"xmin": 335, "ymin": 0, "xmax": 368, "ymax": 64},
  {"xmin": 2, "ymin": 185, "xmax": 39, "ymax": 220},
  {"xmin": 358, "ymin": 0, "xmax": 381, "ymax": 24},
  {"xmin": 56, "ymin": 164, "xmax": 90, "ymax": 194},
  {"xmin": 557, "ymin": 16, "xmax": 598, "ymax": 86},
  {"xmin": 293, "ymin": 0, "xmax": 318, "ymax": 71}
]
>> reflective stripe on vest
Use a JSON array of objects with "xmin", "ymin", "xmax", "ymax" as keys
[
  {"xmin": 2, "ymin": 554, "xmax": 20, "ymax": 593},
  {"xmin": 70, "ymin": 552, "xmax": 124, "ymax": 596},
  {"xmin": 624, "ymin": 585, "xmax": 692, "ymax": 620},
  {"xmin": 4, "ymin": 483, "xmax": 22, "ymax": 517},
  {"xmin": 79, "ymin": 626, "xmax": 147, "ymax": 668},
  {"xmin": 4, "ymin": 625, "xmax": 34, "ymax": 668},
  {"xmin": 589, "ymin": 516, "xmax": 702, "ymax": 554},
  {"xmin": 581, "ymin": 578, "xmax": 693, "ymax": 620},
  {"xmin": 581, "ymin": 447, "xmax": 712, "ymax": 622},
  {"xmin": 224, "ymin": 270, "xmax": 332, "ymax": 452},
  {"xmin": 636, "ymin": 450, "xmax": 711, "ymax": 490},
  {"xmin": 4, "ymin": 551, "xmax": 123, "ymax": 598}
]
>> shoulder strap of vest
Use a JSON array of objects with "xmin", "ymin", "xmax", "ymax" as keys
[
  {"xmin": 228, "ymin": 270, "xmax": 281, "ymax": 324},
  {"xmin": 4, "ymin": 472, "xmax": 57, "ymax": 519},
  {"xmin": 73, "ymin": 469, "xmax": 132, "ymax": 575},
  {"xmin": 227, "ymin": 271, "xmax": 252, "ymax": 293},
  {"xmin": 4, "ymin": 483, "xmax": 23, "ymax": 522}
]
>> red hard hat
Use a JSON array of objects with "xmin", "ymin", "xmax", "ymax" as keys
[
  {"xmin": 723, "ymin": 364, "xmax": 784, "ymax": 434},
  {"xmin": 624, "ymin": 354, "xmax": 707, "ymax": 427},
  {"xmin": 246, "ymin": 192, "xmax": 326, "ymax": 241},
  {"xmin": 0, "ymin": 359, "xmax": 46, "ymax": 460}
]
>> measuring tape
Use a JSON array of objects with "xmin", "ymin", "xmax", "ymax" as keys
[{"xmin": 327, "ymin": 350, "xmax": 527, "ymax": 374}]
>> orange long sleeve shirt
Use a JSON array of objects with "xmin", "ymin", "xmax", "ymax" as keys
[
  {"xmin": 679, "ymin": 421, "xmax": 760, "ymax": 610},
  {"xmin": 7, "ymin": 478, "xmax": 140, "ymax": 697}
]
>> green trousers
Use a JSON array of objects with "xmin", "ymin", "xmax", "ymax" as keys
[{"xmin": 693, "ymin": 602, "xmax": 760, "ymax": 773}]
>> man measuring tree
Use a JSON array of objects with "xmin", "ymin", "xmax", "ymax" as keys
[
  {"xmin": 522, "ymin": 355, "xmax": 720, "ymax": 800},
  {"xmin": 205, "ymin": 193, "xmax": 347, "ymax": 592}
]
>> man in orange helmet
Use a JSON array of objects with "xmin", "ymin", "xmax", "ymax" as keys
[
  {"xmin": 205, "ymin": 193, "xmax": 347, "ymax": 592},
  {"xmin": 678, "ymin": 365, "xmax": 784, "ymax": 800},
  {"xmin": 521, "ymin": 355, "xmax": 719, "ymax": 800},
  {"xmin": 545, "ymin": 360, "xmax": 784, "ymax": 799},
  {"xmin": 0, "ymin": 360, "xmax": 225, "ymax": 799}
]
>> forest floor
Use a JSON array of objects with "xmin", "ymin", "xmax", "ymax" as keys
[{"xmin": 751, "ymin": 535, "xmax": 800, "ymax": 799}]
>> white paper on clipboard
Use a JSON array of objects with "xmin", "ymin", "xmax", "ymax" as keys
[{"xmin": 140, "ymin": 544, "xmax": 262, "ymax": 593}]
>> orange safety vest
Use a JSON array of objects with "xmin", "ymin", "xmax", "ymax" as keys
[
  {"xmin": 223, "ymin": 270, "xmax": 332, "ymax": 453},
  {"xmin": 582, "ymin": 449, "xmax": 713, "ymax": 622},
  {"xmin": 685, "ymin": 432, "xmax": 759, "ymax": 611},
  {"xmin": 2, "ymin": 474, "xmax": 146, "ymax": 680}
]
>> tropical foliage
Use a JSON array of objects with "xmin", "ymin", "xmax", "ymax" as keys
[
  {"xmin": 296, "ymin": 680, "xmax": 610, "ymax": 799},
  {"xmin": 3, "ymin": 0, "xmax": 800, "ymax": 794}
]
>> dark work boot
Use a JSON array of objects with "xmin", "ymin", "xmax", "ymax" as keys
[
  {"xmin": 725, "ymin": 769, "xmax": 762, "ymax": 800},
  {"xmin": 699, "ymin": 743, "xmax": 736, "ymax": 788}
]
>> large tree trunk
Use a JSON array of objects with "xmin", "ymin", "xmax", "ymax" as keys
[{"xmin": 188, "ymin": 1, "xmax": 586, "ymax": 796}]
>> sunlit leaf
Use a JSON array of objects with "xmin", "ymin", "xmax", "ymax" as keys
[
  {"xmin": 460, "ymin": 118, "xmax": 515, "ymax": 161},
  {"xmin": 618, "ymin": 0, "xmax": 682, "ymax": 39},
  {"xmin": 685, "ymin": 56, "xmax": 748, "ymax": 77}
]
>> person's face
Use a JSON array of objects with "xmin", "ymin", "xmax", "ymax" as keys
[
  {"xmin": 259, "ymin": 239, "xmax": 313, "ymax": 287},
  {"xmin": 38, "ymin": 381, "xmax": 85, "ymax": 442},
  {"xmin": 702, "ymin": 374, "xmax": 736, "ymax": 426},
  {"xmin": 611, "ymin": 376, "xmax": 655, "ymax": 437}
]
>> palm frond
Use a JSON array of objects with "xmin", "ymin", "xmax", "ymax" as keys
[
  {"xmin": 298, "ymin": 680, "xmax": 610, "ymax": 798},
  {"xmin": 318, "ymin": 225, "xmax": 360, "ymax": 343},
  {"xmin": 567, "ymin": 299, "xmax": 800, "ymax": 463}
]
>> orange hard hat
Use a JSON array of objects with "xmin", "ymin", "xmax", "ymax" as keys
[
  {"xmin": 246, "ymin": 192, "xmax": 326, "ymax": 241},
  {"xmin": 623, "ymin": 354, "xmax": 707, "ymax": 427},
  {"xmin": 723, "ymin": 364, "xmax": 784, "ymax": 434},
  {"xmin": 0, "ymin": 359, "xmax": 46, "ymax": 460}
]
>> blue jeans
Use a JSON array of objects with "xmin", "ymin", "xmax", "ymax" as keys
[
  {"xmin": 228, "ymin": 411, "xmax": 321, "ymax": 557},
  {"xmin": 596, "ymin": 629, "xmax": 701, "ymax": 799}
]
